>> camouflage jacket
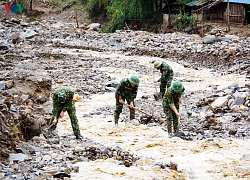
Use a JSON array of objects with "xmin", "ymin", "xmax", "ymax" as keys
[
  {"xmin": 162, "ymin": 88, "xmax": 183, "ymax": 109},
  {"xmin": 52, "ymin": 87, "xmax": 75, "ymax": 114},
  {"xmin": 115, "ymin": 78, "xmax": 138, "ymax": 103},
  {"xmin": 157, "ymin": 61, "xmax": 173, "ymax": 82}
]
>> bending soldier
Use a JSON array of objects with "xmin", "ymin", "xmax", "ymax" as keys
[
  {"xmin": 151, "ymin": 60, "xmax": 174, "ymax": 98},
  {"xmin": 49, "ymin": 87, "xmax": 82, "ymax": 139},
  {"xmin": 114, "ymin": 76, "xmax": 140, "ymax": 125},
  {"xmin": 162, "ymin": 81, "xmax": 184, "ymax": 137}
]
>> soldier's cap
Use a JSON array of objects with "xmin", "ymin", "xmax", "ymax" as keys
[
  {"xmin": 154, "ymin": 61, "xmax": 162, "ymax": 69},
  {"xmin": 171, "ymin": 81, "xmax": 184, "ymax": 93},
  {"xmin": 129, "ymin": 76, "xmax": 140, "ymax": 86},
  {"xmin": 58, "ymin": 90, "xmax": 67, "ymax": 103}
]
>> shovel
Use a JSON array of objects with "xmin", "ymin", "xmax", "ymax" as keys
[
  {"xmin": 43, "ymin": 120, "xmax": 58, "ymax": 139},
  {"xmin": 176, "ymin": 107, "xmax": 182, "ymax": 133},
  {"xmin": 153, "ymin": 92, "xmax": 162, "ymax": 101},
  {"xmin": 124, "ymin": 103, "xmax": 153, "ymax": 124},
  {"xmin": 152, "ymin": 70, "xmax": 162, "ymax": 101}
]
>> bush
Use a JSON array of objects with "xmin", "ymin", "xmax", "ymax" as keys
[{"xmin": 172, "ymin": 12, "xmax": 197, "ymax": 31}]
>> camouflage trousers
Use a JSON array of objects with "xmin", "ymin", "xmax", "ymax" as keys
[
  {"xmin": 49, "ymin": 103, "xmax": 81, "ymax": 136},
  {"xmin": 160, "ymin": 76, "xmax": 173, "ymax": 97},
  {"xmin": 163, "ymin": 107, "xmax": 179, "ymax": 135},
  {"xmin": 114, "ymin": 98, "xmax": 135, "ymax": 124},
  {"xmin": 160, "ymin": 82, "xmax": 167, "ymax": 98}
]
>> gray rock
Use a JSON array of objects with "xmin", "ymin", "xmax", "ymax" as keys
[
  {"xmin": 240, "ymin": 154, "xmax": 250, "ymax": 161},
  {"xmin": 8, "ymin": 153, "xmax": 32, "ymax": 162},
  {"xmin": 88, "ymin": 23, "xmax": 101, "ymax": 29},
  {"xmin": 20, "ymin": 29, "xmax": 38, "ymax": 39},
  {"xmin": 235, "ymin": 166, "xmax": 250, "ymax": 173},
  {"xmin": 0, "ymin": 82, "xmax": 5, "ymax": 90},
  {"xmin": 203, "ymin": 35, "xmax": 239, "ymax": 44},
  {"xmin": 230, "ymin": 91, "xmax": 246, "ymax": 108}
]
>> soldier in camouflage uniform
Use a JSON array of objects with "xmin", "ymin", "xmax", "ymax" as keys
[
  {"xmin": 151, "ymin": 60, "xmax": 174, "ymax": 97},
  {"xmin": 49, "ymin": 87, "xmax": 82, "ymax": 139},
  {"xmin": 162, "ymin": 81, "xmax": 185, "ymax": 137},
  {"xmin": 114, "ymin": 76, "xmax": 140, "ymax": 125}
]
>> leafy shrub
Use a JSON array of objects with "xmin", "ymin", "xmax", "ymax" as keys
[
  {"xmin": 172, "ymin": 12, "xmax": 197, "ymax": 31},
  {"xmin": 85, "ymin": 0, "xmax": 108, "ymax": 17}
]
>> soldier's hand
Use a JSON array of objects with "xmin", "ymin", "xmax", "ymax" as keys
[
  {"xmin": 176, "ymin": 112, "xmax": 181, "ymax": 118},
  {"xmin": 129, "ymin": 103, "xmax": 134, "ymax": 109},
  {"xmin": 153, "ymin": 80, "xmax": 157, "ymax": 83},
  {"xmin": 119, "ymin": 98, "xmax": 124, "ymax": 104},
  {"xmin": 52, "ymin": 117, "xmax": 58, "ymax": 125},
  {"xmin": 60, "ymin": 111, "xmax": 64, "ymax": 118}
]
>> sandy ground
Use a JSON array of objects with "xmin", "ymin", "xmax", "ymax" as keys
[
  {"xmin": 1, "ymin": 2, "xmax": 249, "ymax": 179},
  {"xmin": 52, "ymin": 50, "xmax": 249, "ymax": 180}
]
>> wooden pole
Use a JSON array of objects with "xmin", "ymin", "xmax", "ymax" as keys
[
  {"xmin": 227, "ymin": 0, "xmax": 230, "ymax": 32},
  {"xmin": 30, "ymin": 0, "xmax": 33, "ymax": 10},
  {"xmin": 201, "ymin": 9, "xmax": 204, "ymax": 37},
  {"xmin": 75, "ymin": 11, "xmax": 79, "ymax": 28}
]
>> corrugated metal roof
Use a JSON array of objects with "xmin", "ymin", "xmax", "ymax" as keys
[
  {"xmin": 187, "ymin": 1, "xmax": 196, "ymax": 6},
  {"xmin": 187, "ymin": 0, "xmax": 222, "ymax": 7},
  {"xmin": 223, "ymin": 0, "xmax": 250, "ymax": 4},
  {"xmin": 187, "ymin": 0, "xmax": 250, "ymax": 6},
  {"xmin": 187, "ymin": 0, "xmax": 197, "ymax": 6}
]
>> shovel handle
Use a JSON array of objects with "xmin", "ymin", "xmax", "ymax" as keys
[
  {"xmin": 177, "ymin": 107, "xmax": 182, "ymax": 132},
  {"xmin": 124, "ymin": 103, "xmax": 151, "ymax": 116},
  {"xmin": 48, "ymin": 117, "xmax": 59, "ymax": 129},
  {"xmin": 153, "ymin": 70, "xmax": 159, "ymax": 93},
  {"xmin": 134, "ymin": 107, "xmax": 151, "ymax": 116},
  {"xmin": 48, "ymin": 123, "xmax": 54, "ymax": 129}
]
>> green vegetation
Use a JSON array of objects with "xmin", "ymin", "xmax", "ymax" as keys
[
  {"xmin": 85, "ymin": 0, "xmax": 108, "ymax": 17},
  {"xmin": 84, "ymin": 0, "xmax": 195, "ymax": 32},
  {"xmin": 20, "ymin": 0, "xmax": 195, "ymax": 33},
  {"xmin": 172, "ymin": 12, "xmax": 197, "ymax": 31},
  {"xmin": 86, "ymin": 0, "xmax": 165, "ymax": 33}
]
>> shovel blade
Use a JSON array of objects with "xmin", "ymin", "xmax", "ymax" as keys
[
  {"xmin": 140, "ymin": 115, "xmax": 152, "ymax": 124},
  {"xmin": 154, "ymin": 93, "xmax": 162, "ymax": 101},
  {"xmin": 144, "ymin": 116, "xmax": 152, "ymax": 124}
]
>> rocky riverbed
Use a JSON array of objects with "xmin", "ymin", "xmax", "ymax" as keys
[{"xmin": 0, "ymin": 16, "xmax": 249, "ymax": 180}]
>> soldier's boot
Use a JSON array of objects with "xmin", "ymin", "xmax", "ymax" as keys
[
  {"xmin": 167, "ymin": 124, "xmax": 172, "ymax": 138},
  {"xmin": 76, "ymin": 134, "xmax": 83, "ymax": 139},
  {"xmin": 173, "ymin": 127, "xmax": 178, "ymax": 135},
  {"xmin": 173, "ymin": 121, "xmax": 179, "ymax": 136}
]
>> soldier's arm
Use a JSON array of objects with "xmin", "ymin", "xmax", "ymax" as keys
[
  {"xmin": 66, "ymin": 88, "xmax": 74, "ymax": 102},
  {"xmin": 127, "ymin": 87, "xmax": 138, "ymax": 104},
  {"xmin": 160, "ymin": 70, "xmax": 166, "ymax": 82},
  {"xmin": 168, "ymin": 92, "xmax": 180, "ymax": 117},
  {"xmin": 170, "ymin": 105, "xmax": 180, "ymax": 117},
  {"xmin": 116, "ymin": 80, "xmax": 126, "ymax": 99},
  {"xmin": 52, "ymin": 92, "xmax": 61, "ymax": 117}
]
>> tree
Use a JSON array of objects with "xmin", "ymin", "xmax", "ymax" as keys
[
  {"xmin": 86, "ymin": 0, "xmax": 166, "ymax": 32},
  {"xmin": 30, "ymin": 0, "xmax": 33, "ymax": 10}
]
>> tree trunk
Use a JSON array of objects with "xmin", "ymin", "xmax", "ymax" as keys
[
  {"xmin": 30, "ymin": 0, "xmax": 33, "ymax": 10},
  {"xmin": 155, "ymin": 0, "xmax": 158, "ymax": 14}
]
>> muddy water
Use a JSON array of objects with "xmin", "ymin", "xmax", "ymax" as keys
[{"xmin": 54, "ymin": 50, "xmax": 248, "ymax": 180}]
